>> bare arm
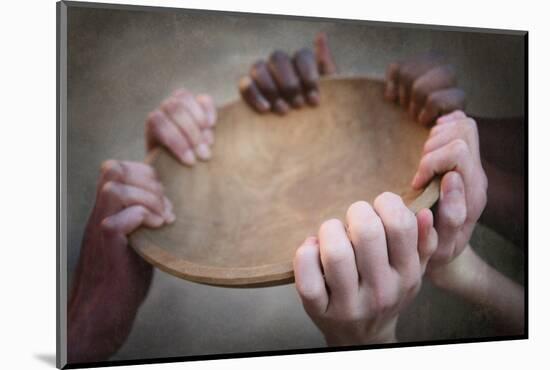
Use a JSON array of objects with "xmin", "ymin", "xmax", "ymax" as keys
[
  {"xmin": 428, "ymin": 244, "xmax": 525, "ymax": 335},
  {"xmin": 68, "ymin": 89, "xmax": 217, "ymax": 363}
]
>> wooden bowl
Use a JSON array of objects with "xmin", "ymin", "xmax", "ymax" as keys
[{"xmin": 129, "ymin": 77, "xmax": 440, "ymax": 287}]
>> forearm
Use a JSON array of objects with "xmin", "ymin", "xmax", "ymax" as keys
[
  {"xmin": 67, "ymin": 281, "xmax": 139, "ymax": 363},
  {"xmin": 67, "ymin": 260, "xmax": 149, "ymax": 363},
  {"xmin": 429, "ymin": 244, "xmax": 524, "ymax": 335}
]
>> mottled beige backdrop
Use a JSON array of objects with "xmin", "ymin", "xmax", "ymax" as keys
[{"xmin": 66, "ymin": 4, "xmax": 525, "ymax": 361}]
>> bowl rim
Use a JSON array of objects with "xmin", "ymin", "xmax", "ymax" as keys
[{"xmin": 129, "ymin": 76, "xmax": 441, "ymax": 287}]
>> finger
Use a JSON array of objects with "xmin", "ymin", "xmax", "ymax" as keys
[
  {"xmin": 409, "ymin": 64, "xmax": 456, "ymax": 119},
  {"xmin": 294, "ymin": 48, "xmax": 320, "ymax": 106},
  {"xmin": 162, "ymin": 196, "xmax": 176, "ymax": 223},
  {"xmin": 196, "ymin": 94, "xmax": 217, "ymax": 128},
  {"xmin": 294, "ymin": 236, "xmax": 329, "ymax": 317},
  {"xmin": 418, "ymin": 88, "xmax": 466, "ymax": 126},
  {"xmin": 397, "ymin": 55, "xmax": 443, "ymax": 107},
  {"xmin": 162, "ymin": 97, "xmax": 212, "ymax": 160},
  {"xmin": 146, "ymin": 110, "xmax": 196, "ymax": 166},
  {"xmin": 315, "ymin": 32, "xmax": 337, "ymax": 75},
  {"xmin": 412, "ymin": 138, "xmax": 473, "ymax": 191},
  {"xmin": 436, "ymin": 109, "xmax": 466, "ymax": 125},
  {"xmin": 432, "ymin": 172, "xmax": 467, "ymax": 263},
  {"xmin": 373, "ymin": 192, "xmax": 419, "ymax": 277},
  {"xmin": 172, "ymin": 89, "xmax": 208, "ymax": 129},
  {"xmin": 423, "ymin": 117, "xmax": 480, "ymax": 158},
  {"xmin": 345, "ymin": 201, "xmax": 390, "ymax": 287},
  {"xmin": 101, "ymin": 205, "xmax": 166, "ymax": 237},
  {"xmin": 202, "ymin": 128, "xmax": 214, "ymax": 145},
  {"xmin": 99, "ymin": 159, "xmax": 163, "ymax": 196},
  {"xmin": 385, "ymin": 62, "xmax": 400, "ymax": 101},
  {"xmin": 416, "ymin": 208, "xmax": 437, "ymax": 272},
  {"xmin": 269, "ymin": 50, "xmax": 305, "ymax": 108},
  {"xmin": 250, "ymin": 60, "xmax": 290, "ymax": 115},
  {"xmin": 98, "ymin": 181, "xmax": 171, "ymax": 220},
  {"xmin": 318, "ymin": 219, "xmax": 359, "ymax": 306},
  {"xmin": 239, "ymin": 75, "xmax": 271, "ymax": 113}
]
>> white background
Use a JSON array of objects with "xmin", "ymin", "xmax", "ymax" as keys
[{"xmin": 0, "ymin": 0, "xmax": 546, "ymax": 369}]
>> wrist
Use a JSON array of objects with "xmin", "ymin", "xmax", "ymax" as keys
[
  {"xmin": 324, "ymin": 317, "xmax": 398, "ymax": 347},
  {"xmin": 426, "ymin": 244, "xmax": 480, "ymax": 291}
]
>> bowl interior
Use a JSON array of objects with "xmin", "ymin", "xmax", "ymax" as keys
[{"xmin": 130, "ymin": 77, "xmax": 435, "ymax": 285}]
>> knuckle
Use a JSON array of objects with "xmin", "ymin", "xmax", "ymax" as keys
[
  {"xmin": 346, "ymin": 201, "xmax": 384, "ymax": 243},
  {"xmin": 426, "ymin": 92, "xmax": 439, "ymax": 108},
  {"xmin": 324, "ymin": 245, "xmax": 349, "ymax": 267},
  {"xmin": 297, "ymin": 280, "xmax": 324, "ymax": 303},
  {"xmin": 252, "ymin": 59, "xmax": 267, "ymax": 73},
  {"xmin": 295, "ymin": 47, "xmax": 313, "ymax": 60},
  {"xmin": 319, "ymin": 218, "xmax": 344, "ymax": 235},
  {"xmin": 100, "ymin": 159, "xmax": 121, "ymax": 177},
  {"xmin": 339, "ymin": 306, "xmax": 364, "ymax": 323},
  {"xmin": 411, "ymin": 81, "xmax": 428, "ymax": 102},
  {"xmin": 418, "ymin": 153, "xmax": 432, "ymax": 172},
  {"xmin": 269, "ymin": 49, "xmax": 289, "ymax": 62},
  {"xmin": 99, "ymin": 217, "xmax": 118, "ymax": 236},
  {"xmin": 449, "ymin": 138, "xmax": 470, "ymax": 158},
  {"xmin": 441, "ymin": 201, "xmax": 467, "ymax": 228},
  {"xmin": 371, "ymin": 289, "xmax": 397, "ymax": 316},
  {"xmin": 100, "ymin": 180, "xmax": 118, "ymax": 197},
  {"xmin": 146, "ymin": 110, "xmax": 161, "ymax": 124},
  {"xmin": 389, "ymin": 211, "xmax": 416, "ymax": 235},
  {"xmin": 294, "ymin": 243, "xmax": 314, "ymax": 264},
  {"xmin": 399, "ymin": 67, "xmax": 414, "ymax": 86},
  {"xmin": 162, "ymin": 97, "xmax": 178, "ymax": 113},
  {"xmin": 374, "ymin": 192, "xmax": 416, "ymax": 233}
]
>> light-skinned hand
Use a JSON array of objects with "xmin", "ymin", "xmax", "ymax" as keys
[
  {"xmin": 411, "ymin": 110, "xmax": 487, "ymax": 273},
  {"xmin": 293, "ymin": 194, "xmax": 437, "ymax": 346},
  {"xmin": 146, "ymin": 89, "xmax": 217, "ymax": 165}
]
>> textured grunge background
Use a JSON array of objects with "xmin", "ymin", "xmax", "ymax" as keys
[{"xmin": 66, "ymin": 5, "xmax": 525, "ymax": 361}]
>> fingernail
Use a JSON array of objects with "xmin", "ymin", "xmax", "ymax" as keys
[
  {"xmin": 273, "ymin": 99, "xmax": 290, "ymax": 115},
  {"xmin": 292, "ymin": 94, "xmax": 305, "ymax": 108},
  {"xmin": 304, "ymin": 236, "xmax": 318, "ymax": 245},
  {"xmin": 307, "ymin": 90, "xmax": 320, "ymax": 105},
  {"xmin": 195, "ymin": 143, "xmax": 211, "ymax": 160},
  {"xmin": 150, "ymin": 214, "xmax": 165, "ymax": 227},
  {"xmin": 443, "ymin": 172, "xmax": 464, "ymax": 198},
  {"xmin": 165, "ymin": 210, "xmax": 176, "ymax": 224},
  {"xmin": 182, "ymin": 150, "xmax": 196, "ymax": 166},
  {"xmin": 258, "ymin": 99, "xmax": 270, "ymax": 112}
]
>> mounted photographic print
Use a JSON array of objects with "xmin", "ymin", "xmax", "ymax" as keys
[{"xmin": 57, "ymin": 1, "xmax": 527, "ymax": 368}]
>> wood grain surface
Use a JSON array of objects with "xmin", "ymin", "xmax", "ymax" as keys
[{"xmin": 129, "ymin": 77, "xmax": 440, "ymax": 287}]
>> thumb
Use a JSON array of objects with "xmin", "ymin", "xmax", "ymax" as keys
[{"xmin": 315, "ymin": 32, "xmax": 337, "ymax": 75}]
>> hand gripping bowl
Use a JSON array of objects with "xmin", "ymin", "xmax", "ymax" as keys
[{"xmin": 129, "ymin": 77, "xmax": 440, "ymax": 287}]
